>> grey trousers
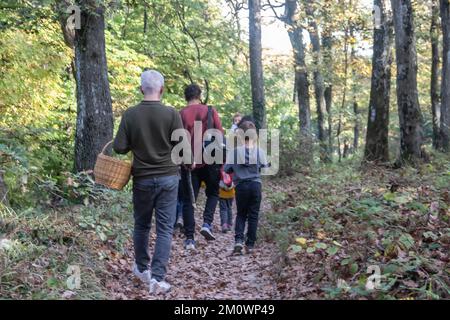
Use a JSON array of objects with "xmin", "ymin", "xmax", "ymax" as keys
[{"xmin": 132, "ymin": 175, "xmax": 178, "ymax": 281}]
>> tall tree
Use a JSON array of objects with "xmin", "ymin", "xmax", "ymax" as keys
[
  {"xmin": 391, "ymin": 0, "xmax": 424, "ymax": 165},
  {"xmin": 337, "ymin": 27, "xmax": 350, "ymax": 162},
  {"xmin": 304, "ymin": 0, "xmax": 329, "ymax": 162},
  {"xmin": 249, "ymin": 0, "xmax": 266, "ymax": 130},
  {"xmin": 364, "ymin": 0, "xmax": 393, "ymax": 163},
  {"xmin": 431, "ymin": 0, "xmax": 441, "ymax": 150},
  {"xmin": 350, "ymin": 26, "xmax": 360, "ymax": 152},
  {"xmin": 323, "ymin": 30, "xmax": 333, "ymax": 157},
  {"xmin": 440, "ymin": 0, "xmax": 450, "ymax": 151},
  {"xmin": 74, "ymin": 0, "xmax": 114, "ymax": 171},
  {"xmin": 283, "ymin": 0, "xmax": 313, "ymax": 164}
]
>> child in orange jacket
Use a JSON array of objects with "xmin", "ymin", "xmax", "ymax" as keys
[{"xmin": 219, "ymin": 168, "xmax": 235, "ymax": 233}]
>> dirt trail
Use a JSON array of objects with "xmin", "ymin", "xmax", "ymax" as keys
[{"xmin": 107, "ymin": 191, "xmax": 283, "ymax": 300}]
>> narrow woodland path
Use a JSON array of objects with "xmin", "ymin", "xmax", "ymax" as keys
[{"xmin": 107, "ymin": 191, "xmax": 283, "ymax": 300}]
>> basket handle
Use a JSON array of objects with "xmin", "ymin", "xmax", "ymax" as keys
[{"xmin": 101, "ymin": 140, "xmax": 114, "ymax": 154}]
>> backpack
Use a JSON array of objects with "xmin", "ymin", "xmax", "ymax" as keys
[{"xmin": 203, "ymin": 105, "xmax": 214, "ymax": 149}]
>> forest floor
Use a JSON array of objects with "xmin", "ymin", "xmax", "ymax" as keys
[
  {"xmin": 0, "ymin": 152, "xmax": 449, "ymax": 299},
  {"xmin": 106, "ymin": 192, "xmax": 283, "ymax": 300}
]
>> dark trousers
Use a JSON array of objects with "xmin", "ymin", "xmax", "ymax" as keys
[
  {"xmin": 132, "ymin": 175, "xmax": 178, "ymax": 281},
  {"xmin": 174, "ymin": 183, "xmax": 183, "ymax": 227},
  {"xmin": 235, "ymin": 181, "xmax": 262, "ymax": 246},
  {"xmin": 180, "ymin": 165, "xmax": 220, "ymax": 239}
]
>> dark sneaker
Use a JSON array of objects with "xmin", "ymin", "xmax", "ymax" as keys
[
  {"xmin": 184, "ymin": 239, "xmax": 196, "ymax": 250},
  {"xmin": 200, "ymin": 223, "xmax": 216, "ymax": 241},
  {"xmin": 233, "ymin": 242, "xmax": 244, "ymax": 255},
  {"xmin": 245, "ymin": 244, "xmax": 255, "ymax": 254}
]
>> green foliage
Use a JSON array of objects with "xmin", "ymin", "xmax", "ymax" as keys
[
  {"xmin": 267, "ymin": 152, "xmax": 450, "ymax": 300},
  {"xmin": 0, "ymin": 182, "xmax": 132, "ymax": 299},
  {"xmin": 1, "ymin": 0, "xmax": 449, "ymax": 300}
]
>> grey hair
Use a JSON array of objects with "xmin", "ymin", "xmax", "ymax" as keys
[{"xmin": 141, "ymin": 70, "xmax": 165, "ymax": 94}]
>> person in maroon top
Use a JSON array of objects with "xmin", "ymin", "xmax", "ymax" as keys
[{"xmin": 179, "ymin": 84, "xmax": 224, "ymax": 250}]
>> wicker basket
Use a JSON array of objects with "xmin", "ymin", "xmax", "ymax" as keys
[{"xmin": 94, "ymin": 141, "xmax": 131, "ymax": 190}]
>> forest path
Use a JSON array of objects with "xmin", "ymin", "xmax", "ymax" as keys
[{"xmin": 107, "ymin": 188, "xmax": 283, "ymax": 300}]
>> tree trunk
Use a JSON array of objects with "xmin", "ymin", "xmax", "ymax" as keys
[
  {"xmin": 391, "ymin": 0, "xmax": 424, "ymax": 165},
  {"xmin": 323, "ymin": 30, "xmax": 334, "ymax": 158},
  {"xmin": 144, "ymin": 3, "xmax": 148, "ymax": 36},
  {"xmin": 284, "ymin": 0, "xmax": 313, "ymax": 164},
  {"xmin": 74, "ymin": 0, "xmax": 114, "ymax": 172},
  {"xmin": 325, "ymin": 85, "xmax": 333, "ymax": 156},
  {"xmin": 364, "ymin": 0, "xmax": 393, "ymax": 163},
  {"xmin": 337, "ymin": 114, "xmax": 343, "ymax": 162},
  {"xmin": 350, "ymin": 26, "xmax": 360, "ymax": 152},
  {"xmin": 353, "ymin": 101, "xmax": 360, "ymax": 151},
  {"xmin": 304, "ymin": 0, "xmax": 329, "ymax": 162},
  {"xmin": 440, "ymin": 0, "xmax": 450, "ymax": 151},
  {"xmin": 249, "ymin": 0, "xmax": 266, "ymax": 130},
  {"xmin": 337, "ymin": 27, "xmax": 350, "ymax": 163},
  {"xmin": 431, "ymin": 0, "xmax": 441, "ymax": 150}
]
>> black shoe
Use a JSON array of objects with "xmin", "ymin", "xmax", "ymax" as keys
[{"xmin": 233, "ymin": 242, "xmax": 244, "ymax": 255}]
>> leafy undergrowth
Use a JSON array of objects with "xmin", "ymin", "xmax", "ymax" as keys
[
  {"xmin": 263, "ymin": 152, "xmax": 449, "ymax": 300},
  {"xmin": 1, "ymin": 151, "xmax": 449, "ymax": 300},
  {"xmin": 0, "ymin": 175, "xmax": 133, "ymax": 299}
]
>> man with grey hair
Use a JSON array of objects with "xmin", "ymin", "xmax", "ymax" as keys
[{"xmin": 113, "ymin": 70, "xmax": 183, "ymax": 294}]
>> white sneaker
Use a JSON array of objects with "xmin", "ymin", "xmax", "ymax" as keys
[
  {"xmin": 149, "ymin": 278, "xmax": 171, "ymax": 294},
  {"xmin": 132, "ymin": 263, "xmax": 151, "ymax": 284}
]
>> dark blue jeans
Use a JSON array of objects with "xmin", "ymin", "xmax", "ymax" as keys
[
  {"xmin": 132, "ymin": 175, "xmax": 178, "ymax": 281},
  {"xmin": 219, "ymin": 198, "xmax": 233, "ymax": 226},
  {"xmin": 235, "ymin": 181, "xmax": 262, "ymax": 246},
  {"xmin": 180, "ymin": 165, "xmax": 220, "ymax": 239}
]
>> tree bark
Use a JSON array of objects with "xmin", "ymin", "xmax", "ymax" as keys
[
  {"xmin": 284, "ymin": 0, "xmax": 313, "ymax": 164},
  {"xmin": 249, "ymin": 0, "xmax": 266, "ymax": 130},
  {"xmin": 337, "ymin": 27, "xmax": 350, "ymax": 163},
  {"xmin": 304, "ymin": 0, "xmax": 329, "ymax": 162},
  {"xmin": 391, "ymin": 0, "xmax": 424, "ymax": 165},
  {"xmin": 323, "ymin": 30, "xmax": 334, "ymax": 157},
  {"xmin": 353, "ymin": 101, "xmax": 360, "ymax": 152},
  {"xmin": 144, "ymin": 2, "xmax": 148, "ymax": 36},
  {"xmin": 364, "ymin": 0, "xmax": 393, "ymax": 163},
  {"xmin": 74, "ymin": 0, "xmax": 114, "ymax": 172},
  {"xmin": 440, "ymin": 0, "xmax": 450, "ymax": 151},
  {"xmin": 350, "ymin": 26, "xmax": 360, "ymax": 152},
  {"xmin": 325, "ymin": 86, "xmax": 333, "ymax": 155},
  {"xmin": 431, "ymin": 0, "xmax": 441, "ymax": 150}
]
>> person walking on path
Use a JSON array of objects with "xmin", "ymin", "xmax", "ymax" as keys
[
  {"xmin": 113, "ymin": 70, "xmax": 183, "ymax": 294},
  {"xmin": 179, "ymin": 84, "xmax": 224, "ymax": 250},
  {"xmin": 224, "ymin": 120, "xmax": 269, "ymax": 254},
  {"xmin": 219, "ymin": 167, "xmax": 235, "ymax": 233}
]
